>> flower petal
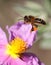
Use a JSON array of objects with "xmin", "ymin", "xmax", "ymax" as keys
[
  {"xmin": 6, "ymin": 21, "xmax": 24, "ymax": 41},
  {"xmin": 0, "ymin": 27, "xmax": 8, "ymax": 63},
  {"xmin": 11, "ymin": 57, "xmax": 27, "ymax": 65},
  {"xmin": 21, "ymin": 52, "xmax": 44, "ymax": 65},
  {"xmin": 26, "ymin": 31, "xmax": 37, "ymax": 48},
  {"xmin": 16, "ymin": 23, "xmax": 32, "ymax": 41},
  {"xmin": 0, "ymin": 27, "xmax": 8, "ymax": 45},
  {"xmin": 0, "ymin": 46, "xmax": 8, "ymax": 64}
]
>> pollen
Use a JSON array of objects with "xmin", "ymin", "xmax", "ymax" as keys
[
  {"xmin": 5, "ymin": 37, "xmax": 27, "ymax": 58},
  {"xmin": 34, "ymin": 26, "xmax": 37, "ymax": 31}
]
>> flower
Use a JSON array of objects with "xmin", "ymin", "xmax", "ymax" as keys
[
  {"xmin": 0, "ymin": 21, "xmax": 44, "ymax": 65},
  {"xmin": 6, "ymin": 21, "xmax": 37, "ymax": 48}
]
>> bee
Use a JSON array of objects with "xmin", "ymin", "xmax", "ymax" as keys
[{"xmin": 24, "ymin": 15, "xmax": 46, "ymax": 31}]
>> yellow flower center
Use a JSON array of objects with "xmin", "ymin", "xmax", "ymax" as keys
[{"xmin": 5, "ymin": 37, "xmax": 26, "ymax": 59}]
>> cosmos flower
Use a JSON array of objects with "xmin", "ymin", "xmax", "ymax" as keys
[{"xmin": 0, "ymin": 21, "xmax": 44, "ymax": 65}]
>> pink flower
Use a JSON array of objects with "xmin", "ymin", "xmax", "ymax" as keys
[
  {"xmin": 7, "ymin": 21, "xmax": 37, "ymax": 48},
  {"xmin": 0, "ymin": 21, "xmax": 44, "ymax": 65}
]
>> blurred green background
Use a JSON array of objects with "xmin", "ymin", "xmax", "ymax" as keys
[{"xmin": 0, "ymin": 0, "xmax": 51, "ymax": 65}]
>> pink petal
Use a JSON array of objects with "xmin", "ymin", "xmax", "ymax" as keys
[
  {"xmin": 11, "ymin": 58, "xmax": 27, "ymax": 65},
  {"xmin": 26, "ymin": 31, "xmax": 37, "ymax": 48},
  {"xmin": 17, "ymin": 24, "xmax": 32, "ymax": 41},
  {"xmin": 0, "ymin": 47, "xmax": 8, "ymax": 64},
  {"xmin": 0, "ymin": 27, "xmax": 8, "ymax": 63},
  {"xmin": 0, "ymin": 27, "xmax": 8, "ymax": 45}
]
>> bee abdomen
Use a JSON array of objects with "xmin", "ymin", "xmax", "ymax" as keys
[{"xmin": 35, "ymin": 18, "xmax": 46, "ymax": 25}]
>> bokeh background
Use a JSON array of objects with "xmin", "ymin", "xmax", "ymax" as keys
[{"xmin": 0, "ymin": 0, "xmax": 51, "ymax": 65}]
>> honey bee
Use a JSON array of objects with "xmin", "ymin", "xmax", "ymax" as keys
[{"xmin": 24, "ymin": 15, "xmax": 46, "ymax": 31}]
